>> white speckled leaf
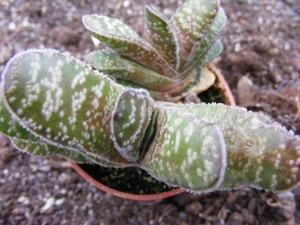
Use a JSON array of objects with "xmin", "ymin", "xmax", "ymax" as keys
[
  {"xmin": 0, "ymin": 86, "xmax": 120, "ymax": 165},
  {"xmin": 196, "ymin": 40, "xmax": 223, "ymax": 69},
  {"xmin": 178, "ymin": 40, "xmax": 222, "ymax": 89},
  {"xmin": 86, "ymin": 50, "xmax": 176, "ymax": 92},
  {"xmin": 82, "ymin": 15, "xmax": 177, "ymax": 77},
  {"xmin": 2, "ymin": 49, "xmax": 133, "ymax": 166},
  {"xmin": 171, "ymin": 0, "xmax": 220, "ymax": 66},
  {"xmin": 111, "ymin": 89, "xmax": 155, "ymax": 162},
  {"xmin": 145, "ymin": 6, "xmax": 180, "ymax": 70},
  {"xmin": 181, "ymin": 8, "xmax": 226, "ymax": 74},
  {"xmin": 0, "ymin": 89, "xmax": 38, "ymax": 144},
  {"xmin": 11, "ymin": 137, "xmax": 125, "ymax": 166},
  {"xmin": 166, "ymin": 103, "xmax": 300, "ymax": 191},
  {"xmin": 11, "ymin": 138, "xmax": 90, "ymax": 163},
  {"xmin": 112, "ymin": 79, "xmax": 167, "ymax": 100},
  {"xmin": 140, "ymin": 107, "xmax": 227, "ymax": 193}
]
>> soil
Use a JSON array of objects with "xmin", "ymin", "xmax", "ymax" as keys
[
  {"xmin": 0, "ymin": 0, "xmax": 299, "ymax": 224},
  {"xmin": 78, "ymin": 164, "xmax": 176, "ymax": 195}
]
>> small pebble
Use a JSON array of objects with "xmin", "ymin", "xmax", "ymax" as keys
[
  {"xmin": 40, "ymin": 197, "xmax": 55, "ymax": 214},
  {"xmin": 8, "ymin": 22, "xmax": 16, "ymax": 31},
  {"xmin": 55, "ymin": 198, "xmax": 65, "ymax": 207},
  {"xmin": 123, "ymin": 0, "xmax": 130, "ymax": 8},
  {"xmin": 185, "ymin": 201, "xmax": 203, "ymax": 215},
  {"xmin": 17, "ymin": 196, "xmax": 29, "ymax": 204},
  {"xmin": 179, "ymin": 212, "xmax": 187, "ymax": 219},
  {"xmin": 38, "ymin": 164, "xmax": 51, "ymax": 172},
  {"xmin": 227, "ymin": 212, "xmax": 244, "ymax": 225}
]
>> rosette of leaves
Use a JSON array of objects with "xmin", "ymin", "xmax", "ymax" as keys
[
  {"xmin": 83, "ymin": 0, "xmax": 226, "ymax": 99},
  {"xmin": 1, "ymin": 49, "xmax": 300, "ymax": 193}
]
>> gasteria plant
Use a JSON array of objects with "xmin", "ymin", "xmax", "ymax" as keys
[
  {"xmin": 83, "ymin": 0, "xmax": 226, "ymax": 100},
  {"xmin": 0, "ymin": 0, "xmax": 300, "ymax": 194}
]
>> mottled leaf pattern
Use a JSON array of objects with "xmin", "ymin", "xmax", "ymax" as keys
[
  {"xmin": 171, "ymin": 0, "xmax": 219, "ymax": 66},
  {"xmin": 82, "ymin": 0, "xmax": 225, "ymax": 97},
  {"xmin": 1, "ymin": 50, "xmax": 300, "ymax": 193},
  {"xmin": 82, "ymin": 15, "xmax": 177, "ymax": 77},
  {"xmin": 145, "ymin": 6, "xmax": 180, "ymax": 69},
  {"xmin": 1, "ymin": 0, "xmax": 299, "ymax": 194},
  {"xmin": 12, "ymin": 138, "xmax": 91, "ymax": 164},
  {"xmin": 2, "ymin": 49, "xmax": 133, "ymax": 166},
  {"xmin": 0, "ymin": 85, "xmax": 118, "ymax": 165},
  {"xmin": 197, "ymin": 40, "xmax": 223, "ymax": 69},
  {"xmin": 163, "ymin": 103, "xmax": 300, "ymax": 191},
  {"xmin": 180, "ymin": 8, "xmax": 226, "ymax": 74},
  {"xmin": 87, "ymin": 50, "xmax": 176, "ymax": 92},
  {"xmin": 111, "ymin": 89, "xmax": 155, "ymax": 162},
  {"xmin": 140, "ymin": 107, "xmax": 227, "ymax": 192},
  {"xmin": 113, "ymin": 79, "xmax": 167, "ymax": 100}
]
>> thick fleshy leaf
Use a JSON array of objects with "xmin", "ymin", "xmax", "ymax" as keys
[
  {"xmin": 0, "ymin": 87, "xmax": 112, "ymax": 164},
  {"xmin": 0, "ymin": 90, "xmax": 38, "ymax": 144},
  {"xmin": 82, "ymin": 15, "xmax": 177, "ymax": 77},
  {"xmin": 165, "ymin": 103, "xmax": 300, "ymax": 191},
  {"xmin": 171, "ymin": 0, "xmax": 219, "ymax": 67},
  {"xmin": 195, "ymin": 40, "xmax": 223, "ymax": 69},
  {"xmin": 111, "ymin": 89, "xmax": 155, "ymax": 162},
  {"xmin": 113, "ymin": 79, "xmax": 168, "ymax": 100},
  {"xmin": 144, "ymin": 6, "xmax": 180, "ymax": 69},
  {"xmin": 11, "ymin": 138, "xmax": 90, "ymax": 163},
  {"xmin": 1, "ymin": 98, "xmax": 76, "ymax": 163},
  {"xmin": 2, "ymin": 49, "xmax": 133, "ymax": 166},
  {"xmin": 180, "ymin": 8, "xmax": 226, "ymax": 74},
  {"xmin": 86, "ymin": 50, "xmax": 176, "ymax": 92},
  {"xmin": 11, "ymin": 137, "xmax": 125, "ymax": 166},
  {"xmin": 178, "ymin": 40, "xmax": 222, "ymax": 85},
  {"xmin": 140, "ymin": 107, "xmax": 227, "ymax": 193}
]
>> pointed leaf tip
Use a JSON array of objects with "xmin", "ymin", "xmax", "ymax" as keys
[
  {"xmin": 171, "ymin": 0, "xmax": 220, "ymax": 66},
  {"xmin": 83, "ymin": 14, "xmax": 177, "ymax": 77},
  {"xmin": 145, "ymin": 5, "xmax": 181, "ymax": 70}
]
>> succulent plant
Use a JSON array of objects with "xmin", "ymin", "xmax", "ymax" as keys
[
  {"xmin": 83, "ymin": 0, "xmax": 226, "ymax": 99},
  {"xmin": 0, "ymin": 0, "xmax": 300, "ymax": 194},
  {"xmin": 1, "ymin": 49, "xmax": 300, "ymax": 193}
]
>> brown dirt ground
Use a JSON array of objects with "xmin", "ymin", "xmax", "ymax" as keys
[{"xmin": 0, "ymin": 0, "xmax": 299, "ymax": 224}]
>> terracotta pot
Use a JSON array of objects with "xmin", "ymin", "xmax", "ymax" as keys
[{"xmin": 70, "ymin": 64, "xmax": 236, "ymax": 201}]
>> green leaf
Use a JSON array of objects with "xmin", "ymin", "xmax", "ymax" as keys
[
  {"xmin": 11, "ymin": 138, "xmax": 90, "ymax": 163},
  {"xmin": 113, "ymin": 79, "xmax": 168, "ymax": 100},
  {"xmin": 171, "ymin": 0, "xmax": 220, "ymax": 67},
  {"xmin": 87, "ymin": 50, "xmax": 176, "ymax": 92},
  {"xmin": 144, "ymin": 6, "xmax": 180, "ymax": 70},
  {"xmin": 111, "ymin": 89, "xmax": 155, "ymax": 162},
  {"xmin": 0, "ymin": 85, "xmax": 112, "ymax": 164},
  {"xmin": 82, "ymin": 15, "xmax": 177, "ymax": 77},
  {"xmin": 165, "ymin": 103, "xmax": 300, "ymax": 191},
  {"xmin": 179, "ymin": 40, "xmax": 223, "ymax": 83},
  {"xmin": 196, "ymin": 40, "xmax": 223, "ymax": 69},
  {"xmin": 11, "ymin": 137, "xmax": 124, "ymax": 166},
  {"xmin": 181, "ymin": 8, "xmax": 226, "ymax": 73},
  {"xmin": 140, "ymin": 107, "xmax": 226, "ymax": 193},
  {"xmin": 2, "ymin": 49, "xmax": 133, "ymax": 166}
]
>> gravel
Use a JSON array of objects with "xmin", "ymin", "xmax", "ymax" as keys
[{"xmin": 0, "ymin": 0, "xmax": 300, "ymax": 224}]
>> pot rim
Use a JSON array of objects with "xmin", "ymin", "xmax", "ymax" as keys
[{"xmin": 71, "ymin": 162, "xmax": 185, "ymax": 201}]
